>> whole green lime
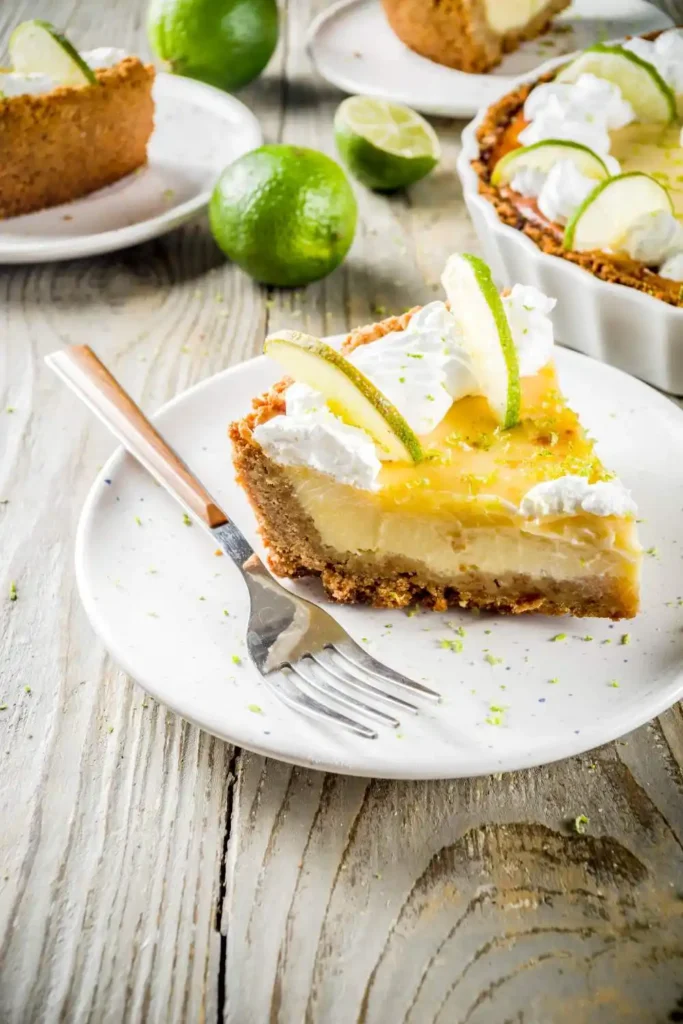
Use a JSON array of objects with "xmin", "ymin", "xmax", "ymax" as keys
[
  {"xmin": 209, "ymin": 145, "xmax": 358, "ymax": 287},
  {"xmin": 147, "ymin": 0, "xmax": 278, "ymax": 92}
]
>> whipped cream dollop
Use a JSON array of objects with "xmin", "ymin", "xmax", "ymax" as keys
[
  {"xmin": 349, "ymin": 303, "xmax": 475, "ymax": 436},
  {"xmin": 513, "ymin": 160, "xmax": 597, "ymax": 226},
  {"xmin": 659, "ymin": 250, "xmax": 683, "ymax": 280},
  {"xmin": 501, "ymin": 285, "xmax": 556, "ymax": 374},
  {"xmin": 519, "ymin": 475, "xmax": 637, "ymax": 518},
  {"xmin": 519, "ymin": 72, "xmax": 634, "ymax": 160},
  {"xmin": 0, "ymin": 47, "xmax": 128, "ymax": 98},
  {"xmin": 254, "ymin": 294, "xmax": 558, "ymax": 491},
  {"xmin": 623, "ymin": 29, "xmax": 683, "ymax": 97},
  {"xmin": 621, "ymin": 209, "xmax": 683, "ymax": 265},
  {"xmin": 253, "ymin": 382, "xmax": 382, "ymax": 491}
]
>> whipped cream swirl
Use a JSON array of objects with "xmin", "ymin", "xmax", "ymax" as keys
[
  {"xmin": 621, "ymin": 209, "xmax": 683, "ymax": 265},
  {"xmin": 519, "ymin": 72, "xmax": 634, "ymax": 161},
  {"xmin": 511, "ymin": 160, "xmax": 597, "ymax": 226},
  {"xmin": 520, "ymin": 476, "xmax": 637, "ymax": 518}
]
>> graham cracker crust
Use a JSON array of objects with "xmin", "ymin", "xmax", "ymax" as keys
[
  {"xmin": 472, "ymin": 75, "xmax": 683, "ymax": 308},
  {"xmin": 381, "ymin": 0, "xmax": 570, "ymax": 74},
  {"xmin": 230, "ymin": 310, "xmax": 639, "ymax": 620},
  {"xmin": 0, "ymin": 57, "xmax": 155, "ymax": 219}
]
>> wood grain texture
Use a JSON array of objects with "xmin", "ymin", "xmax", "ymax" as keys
[{"xmin": 0, "ymin": 1, "xmax": 682, "ymax": 1023}]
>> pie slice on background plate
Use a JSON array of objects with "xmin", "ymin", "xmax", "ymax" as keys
[{"xmin": 230, "ymin": 253, "xmax": 641, "ymax": 619}]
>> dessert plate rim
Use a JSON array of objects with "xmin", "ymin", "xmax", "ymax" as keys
[
  {"xmin": 74, "ymin": 343, "xmax": 683, "ymax": 779},
  {"xmin": 0, "ymin": 72, "xmax": 263, "ymax": 264},
  {"xmin": 306, "ymin": 0, "xmax": 673, "ymax": 119}
]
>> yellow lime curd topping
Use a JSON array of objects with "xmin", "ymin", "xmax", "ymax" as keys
[{"xmin": 378, "ymin": 365, "xmax": 612, "ymax": 514}]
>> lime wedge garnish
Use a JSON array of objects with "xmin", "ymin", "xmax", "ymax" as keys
[
  {"xmin": 441, "ymin": 254, "xmax": 520, "ymax": 430},
  {"xmin": 10, "ymin": 20, "xmax": 96, "ymax": 86},
  {"xmin": 564, "ymin": 171, "xmax": 674, "ymax": 251},
  {"xmin": 492, "ymin": 140, "xmax": 609, "ymax": 188},
  {"xmin": 556, "ymin": 44, "xmax": 675, "ymax": 123},
  {"xmin": 264, "ymin": 330, "xmax": 424, "ymax": 462},
  {"xmin": 334, "ymin": 95, "xmax": 440, "ymax": 191}
]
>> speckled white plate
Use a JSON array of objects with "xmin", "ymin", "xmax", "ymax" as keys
[
  {"xmin": 0, "ymin": 73, "xmax": 262, "ymax": 264},
  {"xmin": 75, "ymin": 343, "xmax": 683, "ymax": 779},
  {"xmin": 307, "ymin": 0, "xmax": 672, "ymax": 118}
]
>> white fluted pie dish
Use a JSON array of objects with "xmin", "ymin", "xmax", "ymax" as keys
[{"xmin": 457, "ymin": 52, "xmax": 683, "ymax": 395}]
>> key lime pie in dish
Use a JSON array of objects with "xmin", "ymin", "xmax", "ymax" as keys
[
  {"xmin": 473, "ymin": 30, "xmax": 683, "ymax": 306},
  {"xmin": 0, "ymin": 21, "xmax": 154, "ymax": 218},
  {"xmin": 381, "ymin": 0, "xmax": 570, "ymax": 74},
  {"xmin": 231, "ymin": 254, "xmax": 641, "ymax": 619}
]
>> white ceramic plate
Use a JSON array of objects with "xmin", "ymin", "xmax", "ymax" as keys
[
  {"xmin": 0, "ymin": 73, "xmax": 262, "ymax": 264},
  {"xmin": 307, "ymin": 0, "xmax": 672, "ymax": 117},
  {"xmin": 76, "ymin": 344, "xmax": 683, "ymax": 779}
]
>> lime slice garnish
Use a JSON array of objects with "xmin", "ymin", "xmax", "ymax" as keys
[
  {"xmin": 334, "ymin": 95, "xmax": 440, "ymax": 191},
  {"xmin": 492, "ymin": 140, "xmax": 609, "ymax": 188},
  {"xmin": 441, "ymin": 254, "xmax": 520, "ymax": 430},
  {"xmin": 556, "ymin": 44, "xmax": 676, "ymax": 123},
  {"xmin": 10, "ymin": 20, "xmax": 96, "ymax": 86},
  {"xmin": 264, "ymin": 330, "xmax": 424, "ymax": 463},
  {"xmin": 564, "ymin": 171, "xmax": 674, "ymax": 251}
]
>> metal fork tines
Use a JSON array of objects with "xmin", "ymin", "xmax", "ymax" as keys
[{"xmin": 242, "ymin": 553, "xmax": 440, "ymax": 739}]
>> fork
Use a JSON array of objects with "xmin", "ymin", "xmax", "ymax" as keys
[{"xmin": 47, "ymin": 345, "xmax": 440, "ymax": 739}]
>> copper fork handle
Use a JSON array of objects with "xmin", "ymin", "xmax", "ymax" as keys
[{"xmin": 46, "ymin": 345, "xmax": 228, "ymax": 529}]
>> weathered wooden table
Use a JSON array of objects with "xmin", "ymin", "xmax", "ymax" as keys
[{"xmin": 1, "ymin": 1, "xmax": 683, "ymax": 1021}]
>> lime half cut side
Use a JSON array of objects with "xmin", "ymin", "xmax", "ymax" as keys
[
  {"xmin": 334, "ymin": 95, "xmax": 440, "ymax": 191},
  {"xmin": 441, "ymin": 253, "xmax": 521, "ymax": 430},
  {"xmin": 264, "ymin": 330, "xmax": 424, "ymax": 463},
  {"xmin": 10, "ymin": 19, "xmax": 96, "ymax": 86}
]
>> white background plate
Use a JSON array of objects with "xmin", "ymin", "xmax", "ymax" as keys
[
  {"xmin": 76, "ymin": 345, "xmax": 683, "ymax": 779},
  {"xmin": 0, "ymin": 72, "xmax": 262, "ymax": 264},
  {"xmin": 307, "ymin": 0, "xmax": 672, "ymax": 118}
]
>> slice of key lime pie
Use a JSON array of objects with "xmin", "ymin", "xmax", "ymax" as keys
[
  {"xmin": 231, "ymin": 254, "xmax": 641, "ymax": 618},
  {"xmin": 475, "ymin": 30, "xmax": 683, "ymax": 305}
]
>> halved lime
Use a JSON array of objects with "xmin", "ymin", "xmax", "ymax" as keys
[
  {"xmin": 556, "ymin": 44, "xmax": 675, "ymax": 123},
  {"xmin": 492, "ymin": 140, "xmax": 609, "ymax": 188},
  {"xmin": 564, "ymin": 171, "xmax": 674, "ymax": 251},
  {"xmin": 441, "ymin": 254, "xmax": 520, "ymax": 429},
  {"xmin": 264, "ymin": 330, "xmax": 424, "ymax": 462},
  {"xmin": 334, "ymin": 96, "xmax": 440, "ymax": 191},
  {"xmin": 10, "ymin": 20, "xmax": 96, "ymax": 86}
]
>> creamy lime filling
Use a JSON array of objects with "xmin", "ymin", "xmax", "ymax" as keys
[
  {"xmin": 286, "ymin": 469, "xmax": 640, "ymax": 580},
  {"xmin": 484, "ymin": 0, "xmax": 550, "ymax": 36}
]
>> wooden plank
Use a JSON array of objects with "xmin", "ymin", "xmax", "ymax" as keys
[{"xmin": 0, "ymin": 0, "xmax": 282, "ymax": 1018}]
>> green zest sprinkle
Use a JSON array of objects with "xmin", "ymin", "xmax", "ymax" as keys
[
  {"xmin": 574, "ymin": 814, "xmax": 589, "ymax": 834},
  {"xmin": 398, "ymin": 376, "xmax": 405, "ymax": 383},
  {"xmin": 549, "ymin": 677, "xmax": 559, "ymax": 685},
  {"xmin": 550, "ymin": 633, "xmax": 567, "ymax": 642},
  {"xmin": 439, "ymin": 638, "xmax": 463, "ymax": 653},
  {"xmin": 9, "ymin": 581, "xmax": 17, "ymax": 602},
  {"xmin": 135, "ymin": 516, "xmax": 142, "ymax": 526},
  {"xmin": 24, "ymin": 685, "xmax": 31, "ymax": 694},
  {"xmin": 0, "ymin": 704, "xmax": 7, "ymax": 711},
  {"xmin": 608, "ymin": 679, "xmax": 620, "ymax": 688},
  {"xmin": 645, "ymin": 547, "xmax": 659, "ymax": 557},
  {"xmin": 6, "ymin": 406, "xmax": 14, "ymax": 414},
  {"xmin": 484, "ymin": 653, "xmax": 503, "ymax": 666},
  {"xmin": 620, "ymin": 633, "xmax": 631, "ymax": 645},
  {"xmin": 407, "ymin": 353, "xmax": 423, "ymax": 359},
  {"xmin": 582, "ymin": 635, "xmax": 593, "ymax": 642},
  {"xmin": 485, "ymin": 704, "xmax": 505, "ymax": 726},
  {"xmin": 247, "ymin": 703, "xmax": 262, "ymax": 714},
  {"xmin": 231, "ymin": 655, "xmax": 241, "ymax": 665},
  {"xmin": 426, "ymin": 394, "xmax": 435, "ymax": 402},
  {"xmin": 182, "ymin": 512, "xmax": 192, "ymax": 526},
  {"xmin": 223, "ymin": 609, "xmax": 230, "ymax": 617}
]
